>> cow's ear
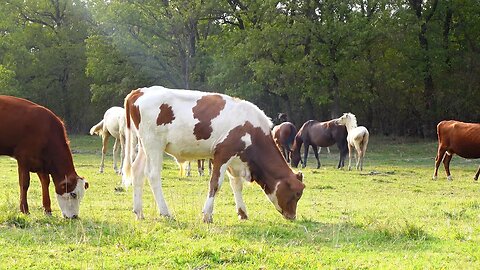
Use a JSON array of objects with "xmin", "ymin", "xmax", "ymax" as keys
[{"xmin": 296, "ymin": 172, "xmax": 303, "ymax": 182}]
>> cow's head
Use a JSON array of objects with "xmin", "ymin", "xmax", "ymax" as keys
[
  {"xmin": 56, "ymin": 176, "xmax": 88, "ymax": 219},
  {"xmin": 267, "ymin": 172, "xmax": 304, "ymax": 220}
]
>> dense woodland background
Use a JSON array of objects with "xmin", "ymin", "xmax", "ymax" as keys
[{"xmin": 0, "ymin": 0, "xmax": 479, "ymax": 136}]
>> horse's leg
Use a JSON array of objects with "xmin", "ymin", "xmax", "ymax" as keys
[
  {"xmin": 285, "ymin": 143, "xmax": 292, "ymax": 163},
  {"xmin": 17, "ymin": 162, "xmax": 30, "ymax": 214},
  {"xmin": 336, "ymin": 142, "xmax": 346, "ymax": 169},
  {"xmin": 112, "ymin": 137, "xmax": 120, "ymax": 173},
  {"xmin": 132, "ymin": 147, "xmax": 147, "ymax": 220},
  {"xmin": 443, "ymin": 151, "xmax": 454, "ymax": 181},
  {"xmin": 302, "ymin": 142, "xmax": 310, "ymax": 168},
  {"xmin": 198, "ymin": 159, "xmax": 205, "ymax": 176},
  {"xmin": 281, "ymin": 146, "xmax": 288, "ymax": 163},
  {"xmin": 100, "ymin": 133, "xmax": 110, "ymax": 173},
  {"xmin": 37, "ymin": 172, "xmax": 52, "ymax": 215},
  {"xmin": 311, "ymin": 145, "xmax": 320, "ymax": 169},
  {"xmin": 433, "ymin": 146, "xmax": 446, "ymax": 180},
  {"xmin": 119, "ymin": 134, "xmax": 125, "ymax": 177},
  {"xmin": 360, "ymin": 136, "xmax": 369, "ymax": 171},
  {"xmin": 356, "ymin": 146, "xmax": 362, "ymax": 170},
  {"xmin": 186, "ymin": 161, "xmax": 191, "ymax": 177},
  {"xmin": 347, "ymin": 144, "xmax": 353, "ymax": 171}
]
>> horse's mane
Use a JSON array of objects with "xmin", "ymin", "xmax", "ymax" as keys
[{"xmin": 346, "ymin": 113, "xmax": 358, "ymax": 128}]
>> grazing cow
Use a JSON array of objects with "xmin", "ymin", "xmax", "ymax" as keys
[
  {"xmin": 122, "ymin": 86, "xmax": 305, "ymax": 223},
  {"xmin": 433, "ymin": 120, "xmax": 480, "ymax": 181},
  {"xmin": 90, "ymin": 106, "xmax": 126, "ymax": 174},
  {"xmin": 272, "ymin": 122, "xmax": 297, "ymax": 163},
  {"xmin": 0, "ymin": 96, "xmax": 88, "ymax": 218},
  {"xmin": 336, "ymin": 113, "xmax": 370, "ymax": 171}
]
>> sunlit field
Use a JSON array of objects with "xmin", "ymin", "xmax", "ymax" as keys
[{"xmin": 0, "ymin": 135, "xmax": 479, "ymax": 269}]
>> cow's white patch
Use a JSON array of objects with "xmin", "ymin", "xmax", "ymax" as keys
[
  {"xmin": 266, "ymin": 182, "xmax": 282, "ymax": 212},
  {"xmin": 56, "ymin": 178, "xmax": 86, "ymax": 218},
  {"xmin": 446, "ymin": 151, "xmax": 452, "ymax": 156},
  {"xmin": 240, "ymin": 134, "xmax": 252, "ymax": 149}
]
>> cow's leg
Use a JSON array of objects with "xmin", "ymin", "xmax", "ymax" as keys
[
  {"xmin": 302, "ymin": 143, "xmax": 310, "ymax": 168},
  {"xmin": 112, "ymin": 137, "xmax": 120, "ymax": 173},
  {"xmin": 100, "ymin": 133, "xmax": 110, "ymax": 173},
  {"xmin": 228, "ymin": 172, "xmax": 247, "ymax": 220},
  {"xmin": 443, "ymin": 152, "xmax": 454, "ymax": 181},
  {"xmin": 311, "ymin": 145, "xmax": 320, "ymax": 169},
  {"xmin": 37, "ymin": 173, "xmax": 52, "ymax": 215},
  {"xmin": 131, "ymin": 148, "xmax": 146, "ymax": 220},
  {"xmin": 433, "ymin": 146, "xmax": 446, "ymax": 180},
  {"xmin": 203, "ymin": 157, "xmax": 231, "ymax": 223},
  {"xmin": 18, "ymin": 164, "xmax": 30, "ymax": 214},
  {"xmin": 474, "ymin": 165, "xmax": 480, "ymax": 181},
  {"xmin": 143, "ymin": 143, "xmax": 170, "ymax": 217}
]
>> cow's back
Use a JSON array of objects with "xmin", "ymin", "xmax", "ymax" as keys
[
  {"xmin": 0, "ymin": 96, "xmax": 56, "ymax": 156},
  {"xmin": 437, "ymin": 120, "xmax": 480, "ymax": 158},
  {"xmin": 131, "ymin": 86, "xmax": 272, "ymax": 160}
]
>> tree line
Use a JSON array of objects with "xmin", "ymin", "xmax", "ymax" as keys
[{"xmin": 1, "ymin": 0, "xmax": 479, "ymax": 136}]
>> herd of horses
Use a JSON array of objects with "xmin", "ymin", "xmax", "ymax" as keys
[{"xmin": 0, "ymin": 87, "xmax": 479, "ymax": 222}]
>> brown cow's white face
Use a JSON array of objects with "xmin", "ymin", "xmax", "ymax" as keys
[{"xmin": 56, "ymin": 177, "xmax": 88, "ymax": 218}]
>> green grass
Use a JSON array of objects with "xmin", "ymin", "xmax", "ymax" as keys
[{"xmin": 1, "ymin": 135, "xmax": 480, "ymax": 269}]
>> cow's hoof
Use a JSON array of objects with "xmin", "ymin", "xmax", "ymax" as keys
[
  {"xmin": 432, "ymin": 175, "xmax": 437, "ymax": 180},
  {"xmin": 133, "ymin": 210, "xmax": 144, "ymax": 220},
  {"xmin": 44, "ymin": 210, "xmax": 52, "ymax": 216},
  {"xmin": 203, "ymin": 214, "xmax": 213, "ymax": 223},
  {"xmin": 447, "ymin": 175, "xmax": 453, "ymax": 181},
  {"xmin": 238, "ymin": 208, "xmax": 248, "ymax": 220}
]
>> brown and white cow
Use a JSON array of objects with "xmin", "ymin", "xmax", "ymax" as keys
[
  {"xmin": 0, "ymin": 96, "xmax": 88, "ymax": 218},
  {"xmin": 122, "ymin": 86, "xmax": 305, "ymax": 223},
  {"xmin": 433, "ymin": 120, "xmax": 480, "ymax": 181}
]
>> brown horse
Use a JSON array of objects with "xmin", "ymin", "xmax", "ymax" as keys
[
  {"xmin": 291, "ymin": 119, "xmax": 348, "ymax": 169},
  {"xmin": 272, "ymin": 122, "xmax": 297, "ymax": 162}
]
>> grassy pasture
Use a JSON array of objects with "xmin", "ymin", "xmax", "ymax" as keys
[{"xmin": 0, "ymin": 135, "xmax": 479, "ymax": 269}]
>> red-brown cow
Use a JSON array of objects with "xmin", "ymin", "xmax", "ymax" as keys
[
  {"xmin": 0, "ymin": 96, "xmax": 88, "ymax": 218},
  {"xmin": 433, "ymin": 120, "xmax": 480, "ymax": 181}
]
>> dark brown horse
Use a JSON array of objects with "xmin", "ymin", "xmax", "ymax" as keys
[
  {"xmin": 291, "ymin": 119, "xmax": 348, "ymax": 169},
  {"xmin": 272, "ymin": 122, "xmax": 297, "ymax": 162}
]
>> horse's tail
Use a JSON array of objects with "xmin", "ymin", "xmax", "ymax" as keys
[
  {"xmin": 287, "ymin": 124, "xmax": 297, "ymax": 146},
  {"xmin": 89, "ymin": 119, "xmax": 104, "ymax": 136},
  {"xmin": 359, "ymin": 128, "xmax": 370, "ymax": 156}
]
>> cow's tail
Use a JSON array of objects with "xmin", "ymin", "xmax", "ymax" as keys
[
  {"xmin": 89, "ymin": 119, "xmax": 104, "ymax": 136},
  {"xmin": 122, "ymin": 95, "xmax": 134, "ymax": 188}
]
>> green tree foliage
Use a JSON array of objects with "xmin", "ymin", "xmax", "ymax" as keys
[
  {"xmin": 1, "ymin": 0, "xmax": 93, "ymax": 132},
  {"xmin": 0, "ymin": 0, "xmax": 479, "ymax": 135}
]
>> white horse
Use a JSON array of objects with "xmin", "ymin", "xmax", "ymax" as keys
[
  {"xmin": 337, "ymin": 113, "xmax": 369, "ymax": 170},
  {"xmin": 90, "ymin": 106, "xmax": 126, "ymax": 174}
]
